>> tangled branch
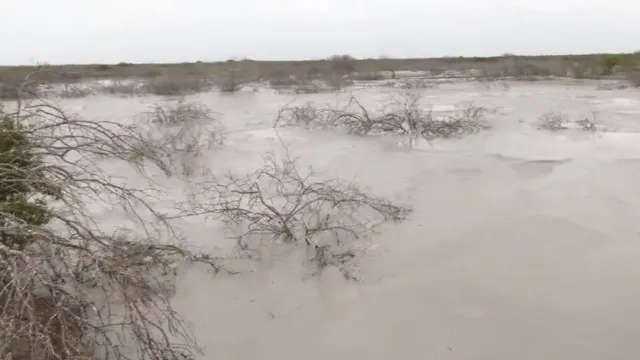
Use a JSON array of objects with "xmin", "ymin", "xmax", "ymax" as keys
[
  {"xmin": 173, "ymin": 148, "xmax": 411, "ymax": 278},
  {"xmin": 537, "ymin": 111, "xmax": 569, "ymax": 131},
  {"xmin": 135, "ymin": 98, "xmax": 224, "ymax": 176},
  {"xmin": 0, "ymin": 92, "xmax": 224, "ymax": 360},
  {"xmin": 274, "ymin": 92, "xmax": 493, "ymax": 140}
]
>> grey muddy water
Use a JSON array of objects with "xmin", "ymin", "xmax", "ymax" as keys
[{"xmin": 60, "ymin": 79, "xmax": 640, "ymax": 359}]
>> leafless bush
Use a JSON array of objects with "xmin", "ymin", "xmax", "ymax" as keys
[
  {"xmin": 349, "ymin": 72, "xmax": 386, "ymax": 81},
  {"xmin": 381, "ymin": 80, "xmax": 399, "ymax": 88},
  {"xmin": 0, "ymin": 90, "xmax": 225, "ymax": 360},
  {"xmin": 329, "ymin": 92, "xmax": 425, "ymax": 136},
  {"xmin": 326, "ymin": 54, "xmax": 357, "ymax": 75},
  {"xmin": 575, "ymin": 113, "xmax": 599, "ymax": 132},
  {"xmin": 97, "ymin": 80, "xmax": 145, "ymax": 96},
  {"xmin": 324, "ymin": 75, "xmax": 353, "ymax": 91},
  {"xmin": 291, "ymin": 83, "xmax": 323, "ymax": 94},
  {"xmin": 398, "ymin": 79, "xmax": 438, "ymax": 89},
  {"xmin": 274, "ymin": 93, "xmax": 424, "ymax": 136},
  {"xmin": 419, "ymin": 103, "xmax": 494, "ymax": 140},
  {"xmin": 217, "ymin": 70, "xmax": 242, "ymax": 93},
  {"xmin": 268, "ymin": 76, "xmax": 302, "ymax": 88},
  {"xmin": 475, "ymin": 77, "xmax": 510, "ymax": 90},
  {"xmin": 273, "ymin": 101, "xmax": 335, "ymax": 129},
  {"xmin": 53, "ymin": 84, "xmax": 95, "ymax": 99},
  {"xmin": 625, "ymin": 71, "xmax": 640, "ymax": 87},
  {"xmin": 174, "ymin": 148, "xmax": 411, "ymax": 279},
  {"xmin": 142, "ymin": 76, "xmax": 212, "ymax": 96},
  {"xmin": 271, "ymin": 75, "xmax": 351, "ymax": 94},
  {"xmin": 270, "ymin": 78, "xmax": 324, "ymax": 94},
  {"xmin": 1, "ymin": 70, "xmax": 84, "ymax": 100},
  {"xmin": 140, "ymin": 98, "xmax": 213, "ymax": 127},
  {"xmin": 0, "ymin": 76, "xmax": 40, "ymax": 100},
  {"xmin": 274, "ymin": 92, "xmax": 493, "ymax": 140},
  {"xmin": 135, "ymin": 98, "xmax": 223, "ymax": 176},
  {"xmin": 538, "ymin": 111, "xmax": 569, "ymax": 131},
  {"xmin": 596, "ymin": 82, "xmax": 630, "ymax": 90}
]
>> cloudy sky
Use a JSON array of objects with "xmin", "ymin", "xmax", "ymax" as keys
[{"xmin": 2, "ymin": 0, "xmax": 639, "ymax": 65}]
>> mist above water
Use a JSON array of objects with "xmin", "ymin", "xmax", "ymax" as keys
[{"xmin": 58, "ymin": 79, "xmax": 640, "ymax": 359}]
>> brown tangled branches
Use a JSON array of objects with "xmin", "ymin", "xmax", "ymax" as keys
[{"xmin": 0, "ymin": 87, "xmax": 224, "ymax": 360}]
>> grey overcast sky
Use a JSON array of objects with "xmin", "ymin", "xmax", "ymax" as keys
[{"xmin": 2, "ymin": 0, "xmax": 639, "ymax": 65}]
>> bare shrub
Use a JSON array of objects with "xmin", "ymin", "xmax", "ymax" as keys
[
  {"xmin": 135, "ymin": 98, "xmax": 223, "ymax": 176},
  {"xmin": 349, "ymin": 72, "xmax": 386, "ymax": 81},
  {"xmin": 53, "ymin": 83, "xmax": 95, "ymax": 99},
  {"xmin": 217, "ymin": 70, "xmax": 242, "ymax": 93},
  {"xmin": 575, "ymin": 113, "xmax": 599, "ymax": 132},
  {"xmin": 596, "ymin": 82, "xmax": 630, "ymax": 90},
  {"xmin": 625, "ymin": 71, "xmax": 640, "ymax": 87},
  {"xmin": 269, "ymin": 76, "xmax": 302, "ymax": 88},
  {"xmin": 142, "ymin": 76, "xmax": 212, "ymax": 96},
  {"xmin": 140, "ymin": 98, "xmax": 213, "ymax": 127},
  {"xmin": 273, "ymin": 101, "xmax": 335, "ymax": 129},
  {"xmin": 538, "ymin": 111, "xmax": 568, "ymax": 131},
  {"xmin": 328, "ymin": 92, "xmax": 425, "ymax": 136},
  {"xmin": 174, "ymin": 148, "xmax": 411, "ymax": 279},
  {"xmin": 97, "ymin": 80, "xmax": 145, "ymax": 96},
  {"xmin": 274, "ymin": 93, "xmax": 425, "ymax": 136},
  {"xmin": 326, "ymin": 54, "xmax": 357, "ymax": 75},
  {"xmin": 0, "ymin": 91, "xmax": 225, "ymax": 360},
  {"xmin": 324, "ymin": 75, "xmax": 353, "ymax": 91},
  {"xmin": 270, "ymin": 76, "xmax": 351, "ymax": 94},
  {"xmin": 216, "ymin": 60, "xmax": 256, "ymax": 93},
  {"xmin": 475, "ymin": 77, "xmax": 510, "ymax": 90},
  {"xmin": 1, "ymin": 70, "xmax": 85, "ymax": 100},
  {"xmin": 419, "ymin": 103, "xmax": 494, "ymax": 140},
  {"xmin": 270, "ymin": 78, "xmax": 323, "ymax": 94},
  {"xmin": 274, "ymin": 92, "xmax": 493, "ymax": 140},
  {"xmin": 291, "ymin": 83, "xmax": 323, "ymax": 94},
  {"xmin": 0, "ymin": 76, "xmax": 40, "ymax": 100},
  {"xmin": 381, "ymin": 80, "xmax": 399, "ymax": 88},
  {"xmin": 398, "ymin": 79, "xmax": 438, "ymax": 89}
]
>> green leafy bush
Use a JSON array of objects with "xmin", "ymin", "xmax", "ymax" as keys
[{"xmin": 0, "ymin": 106, "xmax": 60, "ymax": 250}]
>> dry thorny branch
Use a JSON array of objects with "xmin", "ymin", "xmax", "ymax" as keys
[
  {"xmin": 575, "ymin": 112, "xmax": 599, "ymax": 132},
  {"xmin": 474, "ymin": 77, "xmax": 510, "ymax": 91},
  {"xmin": 537, "ymin": 111, "xmax": 569, "ymax": 131},
  {"xmin": 537, "ymin": 111, "xmax": 600, "ymax": 132},
  {"xmin": 0, "ymin": 82, "xmax": 412, "ymax": 359},
  {"xmin": 273, "ymin": 100, "xmax": 335, "ymax": 129},
  {"xmin": 135, "ymin": 97, "xmax": 224, "ymax": 176},
  {"xmin": 172, "ymin": 147, "xmax": 411, "ymax": 279},
  {"xmin": 273, "ymin": 91, "xmax": 493, "ymax": 140},
  {"xmin": 0, "ymin": 94, "xmax": 227, "ymax": 360}
]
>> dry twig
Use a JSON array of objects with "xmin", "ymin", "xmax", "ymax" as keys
[{"xmin": 135, "ymin": 98, "xmax": 224, "ymax": 176}]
